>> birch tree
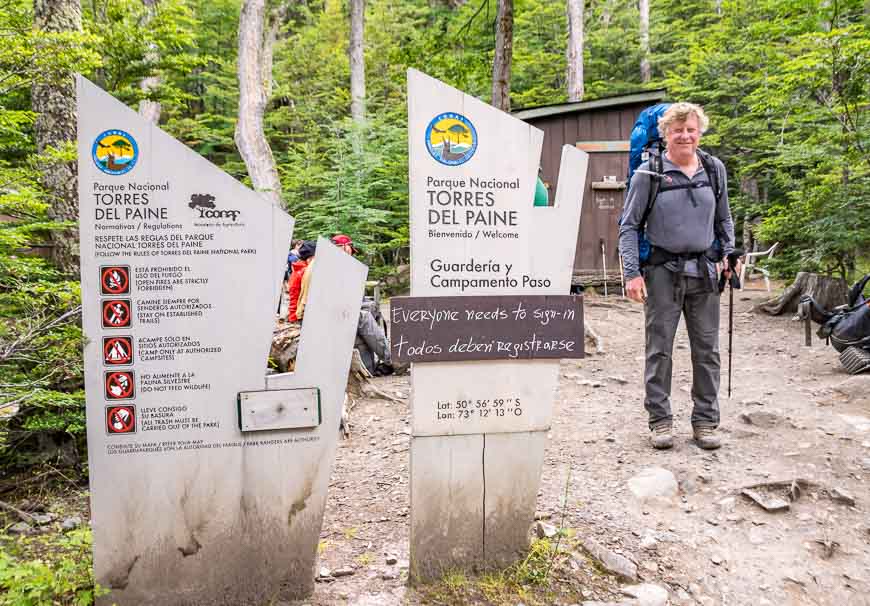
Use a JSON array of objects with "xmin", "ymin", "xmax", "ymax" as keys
[
  {"xmin": 639, "ymin": 0, "xmax": 651, "ymax": 83},
  {"xmin": 138, "ymin": 0, "xmax": 161, "ymax": 124},
  {"xmin": 491, "ymin": 0, "xmax": 514, "ymax": 111},
  {"xmin": 349, "ymin": 0, "xmax": 366, "ymax": 122},
  {"xmin": 566, "ymin": 0, "xmax": 584, "ymax": 102},
  {"xmin": 32, "ymin": 0, "xmax": 82, "ymax": 275},
  {"xmin": 235, "ymin": 0, "xmax": 284, "ymax": 208}
]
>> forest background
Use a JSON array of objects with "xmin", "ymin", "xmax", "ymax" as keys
[{"xmin": 0, "ymin": 0, "xmax": 868, "ymax": 599}]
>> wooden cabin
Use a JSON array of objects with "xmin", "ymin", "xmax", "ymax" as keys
[{"xmin": 514, "ymin": 90, "xmax": 667, "ymax": 288}]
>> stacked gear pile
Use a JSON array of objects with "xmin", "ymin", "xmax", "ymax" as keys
[{"xmin": 802, "ymin": 274, "xmax": 870, "ymax": 374}]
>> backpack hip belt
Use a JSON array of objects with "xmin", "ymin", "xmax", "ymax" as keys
[{"xmin": 646, "ymin": 246, "xmax": 719, "ymax": 298}]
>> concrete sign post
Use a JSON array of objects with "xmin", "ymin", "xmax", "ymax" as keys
[
  {"xmin": 406, "ymin": 69, "xmax": 588, "ymax": 580},
  {"xmin": 78, "ymin": 77, "xmax": 367, "ymax": 605}
]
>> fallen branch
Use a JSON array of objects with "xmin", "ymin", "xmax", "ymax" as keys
[
  {"xmin": 0, "ymin": 306, "xmax": 82, "ymax": 363},
  {"xmin": 0, "ymin": 499, "xmax": 34, "ymax": 523}
]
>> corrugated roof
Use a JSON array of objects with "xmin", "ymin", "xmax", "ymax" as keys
[{"xmin": 512, "ymin": 89, "xmax": 667, "ymax": 121}]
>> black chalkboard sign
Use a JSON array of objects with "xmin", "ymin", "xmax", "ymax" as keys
[{"xmin": 390, "ymin": 295, "xmax": 584, "ymax": 363}]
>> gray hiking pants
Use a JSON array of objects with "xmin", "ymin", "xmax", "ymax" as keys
[{"xmin": 643, "ymin": 264, "xmax": 721, "ymax": 429}]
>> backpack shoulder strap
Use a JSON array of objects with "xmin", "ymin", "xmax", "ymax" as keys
[
  {"xmin": 639, "ymin": 150, "xmax": 663, "ymax": 231},
  {"xmin": 697, "ymin": 149, "xmax": 721, "ymax": 204},
  {"xmin": 848, "ymin": 273, "xmax": 870, "ymax": 306}
]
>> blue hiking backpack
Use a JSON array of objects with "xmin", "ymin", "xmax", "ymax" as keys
[{"xmin": 619, "ymin": 103, "xmax": 723, "ymax": 264}]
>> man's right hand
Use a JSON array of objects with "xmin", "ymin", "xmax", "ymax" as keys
[{"xmin": 626, "ymin": 275, "xmax": 647, "ymax": 303}]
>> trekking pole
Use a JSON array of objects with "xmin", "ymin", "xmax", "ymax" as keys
[
  {"xmin": 718, "ymin": 250, "xmax": 744, "ymax": 398},
  {"xmin": 618, "ymin": 254, "xmax": 626, "ymax": 298},
  {"xmin": 600, "ymin": 239, "xmax": 608, "ymax": 297}
]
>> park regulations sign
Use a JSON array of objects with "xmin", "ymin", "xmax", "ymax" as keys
[
  {"xmin": 78, "ymin": 77, "xmax": 366, "ymax": 605},
  {"xmin": 406, "ymin": 69, "xmax": 588, "ymax": 580}
]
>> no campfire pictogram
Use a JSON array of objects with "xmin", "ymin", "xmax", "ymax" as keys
[
  {"xmin": 103, "ymin": 336, "xmax": 133, "ymax": 365},
  {"xmin": 105, "ymin": 370, "xmax": 135, "ymax": 400},
  {"xmin": 102, "ymin": 299, "xmax": 132, "ymax": 328},
  {"xmin": 106, "ymin": 405, "xmax": 136, "ymax": 434},
  {"xmin": 100, "ymin": 265, "xmax": 130, "ymax": 295}
]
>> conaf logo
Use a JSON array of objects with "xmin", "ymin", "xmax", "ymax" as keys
[{"xmin": 188, "ymin": 193, "xmax": 241, "ymax": 221}]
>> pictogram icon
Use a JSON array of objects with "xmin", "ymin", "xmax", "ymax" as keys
[
  {"xmin": 100, "ymin": 265, "xmax": 130, "ymax": 295},
  {"xmin": 106, "ymin": 405, "xmax": 136, "ymax": 434},
  {"xmin": 105, "ymin": 370, "xmax": 135, "ymax": 400},
  {"xmin": 103, "ymin": 336, "xmax": 133, "ymax": 366},
  {"xmin": 102, "ymin": 299, "xmax": 132, "ymax": 328}
]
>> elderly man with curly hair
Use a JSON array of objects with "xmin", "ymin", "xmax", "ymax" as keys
[{"xmin": 619, "ymin": 102, "xmax": 740, "ymax": 451}]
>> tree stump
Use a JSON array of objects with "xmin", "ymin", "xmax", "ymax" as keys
[
  {"xmin": 269, "ymin": 319, "xmax": 301, "ymax": 373},
  {"xmin": 757, "ymin": 272, "xmax": 847, "ymax": 316}
]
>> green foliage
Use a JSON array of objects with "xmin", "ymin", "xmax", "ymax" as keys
[
  {"xmin": 1, "ymin": 0, "xmax": 866, "ymax": 476},
  {"xmin": 416, "ymin": 539, "xmax": 572, "ymax": 606},
  {"xmin": 0, "ymin": 529, "xmax": 104, "ymax": 606},
  {"xmin": 665, "ymin": 0, "xmax": 869, "ymax": 279}
]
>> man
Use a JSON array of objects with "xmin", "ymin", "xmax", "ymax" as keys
[{"xmin": 618, "ymin": 102, "xmax": 740, "ymax": 451}]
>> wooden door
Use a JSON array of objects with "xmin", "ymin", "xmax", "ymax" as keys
[{"xmin": 574, "ymin": 152, "xmax": 628, "ymax": 273}]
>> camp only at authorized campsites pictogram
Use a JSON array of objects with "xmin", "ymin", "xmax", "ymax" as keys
[
  {"xmin": 105, "ymin": 370, "xmax": 135, "ymax": 400},
  {"xmin": 105, "ymin": 405, "xmax": 136, "ymax": 434},
  {"xmin": 100, "ymin": 265, "xmax": 130, "ymax": 295},
  {"xmin": 102, "ymin": 299, "xmax": 132, "ymax": 328},
  {"xmin": 103, "ymin": 336, "xmax": 133, "ymax": 365}
]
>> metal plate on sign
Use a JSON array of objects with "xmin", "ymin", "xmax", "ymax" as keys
[{"xmin": 237, "ymin": 388, "xmax": 321, "ymax": 432}]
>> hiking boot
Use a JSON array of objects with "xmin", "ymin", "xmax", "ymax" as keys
[
  {"xmin": 650, "ymin": 424, "xmax": 673, "ymax": 450},
  {"xmin": 693, "ymin": 426, "xmax": 721, "ymax": 450}
]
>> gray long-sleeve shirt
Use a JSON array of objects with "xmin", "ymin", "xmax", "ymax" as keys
[{"xmin": 618, "ymin": 152, "xmax": 735, "ymax": 280}]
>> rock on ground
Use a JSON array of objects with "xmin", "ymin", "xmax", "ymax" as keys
[
  {"xmin": 576, "ymin": 536, "xmax": 638, "ymax": 581},
  {"xmin": 627, "ymin": 467, "xmax": 678, "ymax": 500},
  {"xmin": 621, "ymin": 583, "xmax": 670, "ymax": 606}
]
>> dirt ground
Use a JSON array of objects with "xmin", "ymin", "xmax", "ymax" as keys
[
  {"xmin": 306, "ymin": 283, "xmax": 870, "ymax": 606},
  {"xmin": 3, "ymin": 283, "xmax": 868, "ymax": 605}
]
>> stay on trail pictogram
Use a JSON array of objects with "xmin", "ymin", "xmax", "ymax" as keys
[
  {"xmin": 100, "ymin": 265, "xmax": 130, "ymax": 295},
  {"xmin": 103, "ymin": 336, "xmax": 133, "ymax": 365},
  {"xmin": 105, "ymin": 370, "xmax": 135, "ymax": 400},
  {"xmin": 102, "ymin": 299, "xmax": 132, "ymax": 328},
  {"xmin": 105, "ymin": 405, "xmax": 136, "ymax": 434}
]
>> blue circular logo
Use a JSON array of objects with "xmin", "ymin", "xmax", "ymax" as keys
[
  {"xmin": 92, "ymin": 130, "xmax": 139, "ymax": 176},
  {"xmin": 425, "ymin": 113, "xmax": 478, "ymax": 166}
]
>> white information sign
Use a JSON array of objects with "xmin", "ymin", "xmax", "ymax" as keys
[
  {"xmin": 78, "ymin": 77, "xmax": 366, "ymax": 605},
  {"xmin": 407, "ymin": 69, "xmax": 588, "ymax": 579}
]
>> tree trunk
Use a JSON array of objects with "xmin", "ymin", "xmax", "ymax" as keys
[
  {"xmin": 566, "ymin": 0, "xmax": 584, "ymax": 102},
  {"xmin": 32, "ymin": 0, "xmax": 82, "ymax": 276},
  {"xmin": 758, "ymin": 272, "xmax": 848, "ymax": 316},
  {"xmin": 601, "ymin": 0, "xmax": 613, "ymax": 27},
  {"xmin": 491, "ymin": 0, "xmax": 513, "ymax": 112},
  {"xmin": 638, "ymin": 0, "xmax": 651, "ymax": 83},
  {"xmin": 349, "ymin": 0, "xmax": 366, "ymax": 123},
  {"xmin": 138, "ymin": 0, "xmax": 161, "ymax": 124},
  {"xmin": 235, "ymin": 0, "xmax": 283, "ymax": 208}
]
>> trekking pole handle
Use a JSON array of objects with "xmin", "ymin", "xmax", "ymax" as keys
[{"xmin": 718, "ymin": 249, "xmax": 745, "ymax": 293}]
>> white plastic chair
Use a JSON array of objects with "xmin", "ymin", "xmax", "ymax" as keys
[{"xmin": 740, "ymin": 242, "xmax": 779, "ymax": 292}]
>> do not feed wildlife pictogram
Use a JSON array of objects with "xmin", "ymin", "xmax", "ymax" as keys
[
  {"xmin": 105, "ymin": 370, "xmax": 135, "ymax": 400},
  {"xmin": 100, "ymin": 265, "xmax": 130, "ymax": 295},
  {"xmin": 102, "ymin": 299, "xmax": 132, "ymax": 328},
  {"xmin": 106, "ymin": 405, "xmax": 136, "ymax": 434},
  {"xmin": 103, "ymin": 336, "xmax": 133, "ymax": 365}
]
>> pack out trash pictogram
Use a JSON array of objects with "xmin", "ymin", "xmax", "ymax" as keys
[
  {"xmin": 102, "ymin": 299, "xmax": 132, "ymax": 328},
  {"xmin": 105, "ymin": 405, "xmax": 136, "ymax": 434},
  {"xmin": 103, "ymin": 336, "xmax": 133, "ymax": 365},
  {"xmin": 105, "ymin": 370, "xmax": 135, "ymax": 400},
  {"xmin": 100, "ymin": 265, "xmax": 130, "ymax": 295}
]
